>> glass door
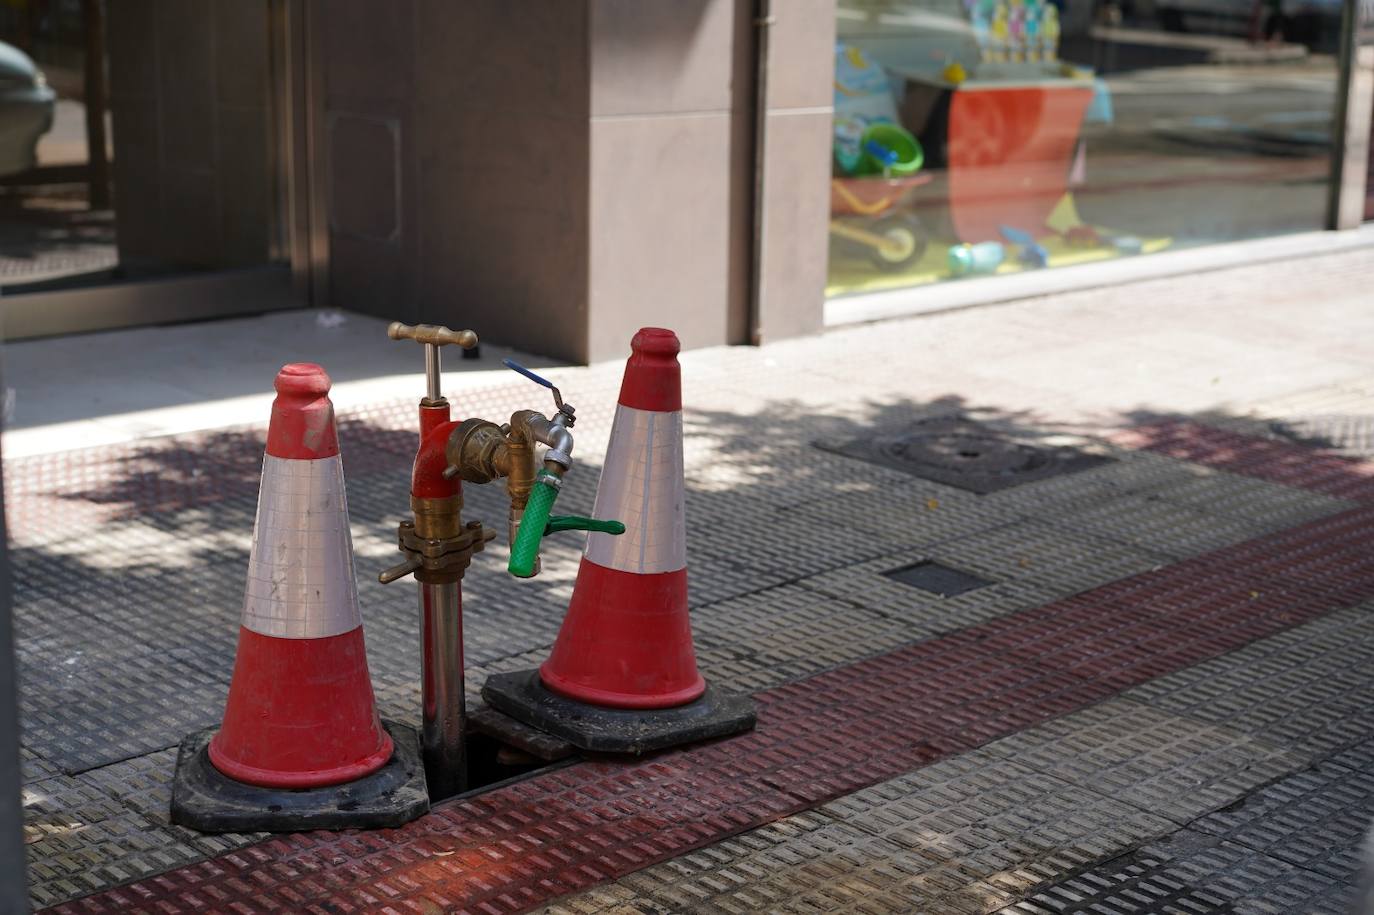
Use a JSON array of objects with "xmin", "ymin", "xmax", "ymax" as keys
[{"xmin": 0, "ymin": 0, "xmax": 315, "ymax": 338}]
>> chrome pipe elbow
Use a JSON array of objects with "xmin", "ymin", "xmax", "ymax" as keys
[{"xmin": 527, "ymin": 414, "xmax": 574, "ymax": 470}]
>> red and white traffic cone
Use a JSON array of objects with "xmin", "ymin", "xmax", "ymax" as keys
[
  {"xmin": 483, "ymin": 329, "xmax": 755, "ymax": 754},
  {"xmin": 171, "ymin": 364, "xmax": 428, "ymax": 833}
]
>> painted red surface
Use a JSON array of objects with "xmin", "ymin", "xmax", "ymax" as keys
[
  {"xmin": 210, "ymin": 626, "xmax": 392, "ymax": 788},
  {"xmin": 541, "ymin": 562, "xmax": 703, "ymax": 709},
  {"xmin": 946, "ymin": 84, "xmax": 1092, "ymax": 244},
  {"xmin": 412, "ymin": 419, "xmax": 462, "ymax": 500},
  {"xmin": 52, "ymin": 493, "xmax": 1374, "ymax": 913},
  {"xmin": 617, "ymin": 328, "xmax": 682, "ymax": 413},
  {"xmin": 264, "ymin": 363, "xmax": 340, "ymax": 460}
]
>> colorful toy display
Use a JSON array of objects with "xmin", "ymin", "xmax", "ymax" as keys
[
  {"xmin": 858, "ymin": 122, "xmax": 924, "ymax": 177},
  {"xmin": 1000, "ymin": 224, "xmax": 1050, "ymax": 268},
  {"xmin": 948, "ymin": 241, "xmax": 1006, "ymax": 276},
  {"xmin": 970, "ymin": 0, "xmax": 1061, "ymax": 63},
  {"xmin": 831, "ymin": 44, "xmax": 931, "ymax": 271},
  {"xmin": 828, "ymin": 25, "xmax": 1148, "ymax": 292},
  {"xmin": 833, "ymin": 44, "xmax": 901, "ymax": 176}
]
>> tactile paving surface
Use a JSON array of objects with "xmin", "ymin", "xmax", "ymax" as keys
[
  {"xmin": 543, "ymin": 749, "xmax": 1176, "ymax": 915},
  {"xmin": 45, "ymin": 485, "xmax": 1374, "ymax": 913},
  {"xmin": 22, "ymin": 750, "xmax": 262, "ymax": 909},
  {"xmin": 984, "ymin": 698, "xmax": 1304, "ymax": 826},
  {"xmin": 1127, "ymin": 604, "xmax": 1374, "ymax": 762},
  {"xmin": 11, "ymin": 363, "xmax": 1372, "ymax": 910},
  {"xmin": 1001, "ymin": 829, "xmax": 1357, "ymax": 915}
]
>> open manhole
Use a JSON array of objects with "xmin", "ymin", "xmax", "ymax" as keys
[
  {"xmin": 883, "ymin": 560, "xmax": 991, "ymax": 597},
  {"xmin": 815, "ymin": 415, "xmax": 1111, "ymax": 493},
  {"xmin": 410, "ymin": 706, "xmax": 580, "ymax": 804}
]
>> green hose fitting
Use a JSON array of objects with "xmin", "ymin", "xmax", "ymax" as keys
[
  {"xmin": 545, "ymin": 516, "xmax": 626, "ymax": 536},
  {"xmin": 509, "ymin": 470, "xmax": 560, "ymax": 578}
]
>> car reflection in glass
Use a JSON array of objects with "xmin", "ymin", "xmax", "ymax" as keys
[{"xmin": 0, "ymin": 40, "xmax": 56, "ymax": 178}]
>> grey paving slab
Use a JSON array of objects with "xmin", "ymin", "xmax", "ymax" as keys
[
  {"xmin": 977, "ymin": 449, "xmax": 1219, "ymax": 516},
  {"xmin": 777, "ymin": 476, "xmax": 1024, "ymax": 552},
  {"xmin": 984, "ymin": 698, "xmax": 1306, "ymax": 826},
  {"xmin": 16, "ymin": 647, "xmax": 226, "ymax": 775},
  {"xmin": 1001, "ymin": 829, "xmax": 1357, "ymax": 915},
  {"xmin": 1191, "ymin": 739, "xmax": 1374, "ymax": 883},
  {"xmin": 691, "ymin": 584, "xmax": 917, "ymax": 694},
  {"xmin": 1044, "ymin": 491, "xmax": 1272, "ymax": 560},
  {"xmin": 796, "ymin": 521, "xmax": 1171, "ymax": 639},
  {"xmin": 687, "ymin": 490, "xmax": 922, "ymax": 591}
]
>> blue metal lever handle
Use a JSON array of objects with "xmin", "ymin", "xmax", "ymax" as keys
[{"xmin": 502, "ymin": 358, "xmax": 556, "ymax": 390}]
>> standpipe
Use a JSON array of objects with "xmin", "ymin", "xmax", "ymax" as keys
[{"xmin": 378, "ymin": 322, "xmax": 623, "ymax": 801}]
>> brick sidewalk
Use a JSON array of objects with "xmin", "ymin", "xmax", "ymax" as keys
[{"xmin": 14, "ymin": 248, "xmax": 1374, "ymax": 912}]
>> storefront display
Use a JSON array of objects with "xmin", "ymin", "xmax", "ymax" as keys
[{"xmin": 829, "ymin": 0, "xmax": 1338, "ymax": 297}]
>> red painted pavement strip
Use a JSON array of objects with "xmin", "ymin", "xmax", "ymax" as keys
[
  {"xmin": 45, "ymin": 488, "xmax": 1374, "ymax": 915},
  {"xmin": 1116, "ymin": 419, "xmax": 1374, "ymax": 503}
]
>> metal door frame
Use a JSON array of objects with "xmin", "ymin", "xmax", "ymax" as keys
[{"xmin": 1329, "ymin": 0, "xmax": 1374, "ymax": 228}]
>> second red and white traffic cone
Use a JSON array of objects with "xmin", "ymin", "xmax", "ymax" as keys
[{"xmin": 483, "ymin": 329, "xmax": 755, "ymax": 754}]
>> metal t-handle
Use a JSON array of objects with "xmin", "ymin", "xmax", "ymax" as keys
[
  {"xmin": 387, "ymin": 322, "xmax": 479, "ymax": 349},
  {"xmin": 388, "ymin": 322, "xmax": 479, "ymax": 402}
]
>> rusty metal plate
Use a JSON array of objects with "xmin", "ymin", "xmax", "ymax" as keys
[{"xmin": 815, "ymin": 416, "xmax": 1112, "ymax": 494}]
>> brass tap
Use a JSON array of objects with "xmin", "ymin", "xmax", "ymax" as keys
[
  {"xmin": 380, "ymin": 334, "xmax": 601, "ymax": 587},
  {"xmin": 441, "ymin": 408, "xmax": 572, "ymax": 575}
]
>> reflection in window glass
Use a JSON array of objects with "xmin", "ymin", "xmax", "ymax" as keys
[{"xmin": 828, "ymin": 0, "xmax": 1339, "ymax": 297}]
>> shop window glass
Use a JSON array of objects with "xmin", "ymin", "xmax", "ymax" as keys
[
  {"xmin": 0, "ymin": 1, "xmax": 286, "ymax": 295},
  {"xmin": 829, "ymin": 0, "xmax": 1339, "ymax": 296}
]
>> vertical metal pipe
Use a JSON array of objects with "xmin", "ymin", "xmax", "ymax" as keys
[
  {"xmin": 748, "ymin": 0, "xmax": 773, "ymax": 346},
  {"xmin": 420, "ymin": 580, "xmax": 466, "ymax": 799},
  {"xmin": 424, "ymin": 344, "xmax": 442, "ymax": 402}
]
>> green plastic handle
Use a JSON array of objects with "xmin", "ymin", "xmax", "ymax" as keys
[
  {"xmin": 509, "ymin": 471, "xmax": 560, "ymax": 578},
  {"xmin": 545, "ymin": 516, "xmax": 626, "ymax": 536}
]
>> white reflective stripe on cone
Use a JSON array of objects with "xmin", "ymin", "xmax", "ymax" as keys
[
  {"xmin": 240, "ymin": 454, "xmax": 363, "ymax": 639},
  {"xmin": 585, "ymin": 404, "xmax": 687, "ymax": 575}
]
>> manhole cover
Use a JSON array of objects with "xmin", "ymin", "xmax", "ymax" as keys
[
  {"xmin": 883, "ymin": 560, "xmax": 991, "ymax": 597},
  {"xmin": 815, "ymin": 415, "xmax": 1111, "ymax": 493}
]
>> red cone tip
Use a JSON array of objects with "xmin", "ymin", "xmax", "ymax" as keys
[
  {"xmin": 618, "ymin": 328, "xmax": 681, "ymax": 413},
  {"xmin": 266, "ymin": 362, "xmax": 340, "ymax": 460}
]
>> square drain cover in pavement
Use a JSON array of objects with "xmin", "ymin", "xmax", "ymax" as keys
[
  {"xmin": 815, "ymin": 415, "xmax": 1112, "ymax": 493},
  {"xmin": 884, "ymin": 560, "xmax": 991, "ymax": 597}
]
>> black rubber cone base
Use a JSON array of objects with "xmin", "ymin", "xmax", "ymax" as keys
[
  {"xmin": 170, "ymin": 720, "xmax": 430, "ymax": 833},
  {"xmin": 482, "ymin": 669, "xmax": 756, "ymax": 755}
]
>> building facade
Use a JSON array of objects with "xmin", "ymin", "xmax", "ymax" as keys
[{"xmin": 1, "ymin": 0, "xmax": 1371, "ymax": 363}]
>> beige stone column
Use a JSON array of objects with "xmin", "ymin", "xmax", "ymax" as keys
[{"xmin": 319, "ymin": 0, "xmax": 834, "ymax": 363}]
